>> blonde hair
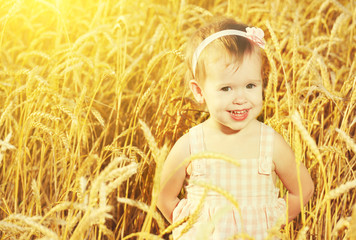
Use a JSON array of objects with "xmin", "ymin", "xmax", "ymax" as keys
[{"xmin": 185, "ymin": 17, "xmax": 254, "ymax": 82}]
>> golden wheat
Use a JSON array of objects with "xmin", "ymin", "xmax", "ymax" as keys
[
  {"xmin": 0, "ymin": 0, "xmax": 355, "ymax": 239},
  {"xmin": 69, "ymin": 206, "xmax": 113, "ymax": 240},
  {"xmin": 117, "ymin": 197, "xmax": 165, "ymax": 231},
  {"xmin": 0, "ymin": 221, "xmax": 29, "ymax": 234},
  {"xmin": 335, "ymin": 128, "xmax": 356, "ymax": 154},
  {"xmin": 0, "ymin": 101, "xmax": 14, "ymax": 127},
  {"xmin": 295, "ymin": 226, "xmax": 310, "ymax": 240},
  {"xmin": 4, "ymin": 214, "xmax": 59, "ymax": 240},
  {"xmin": 349, "ymin": 204, "xmax": 356, "ymax": 239},
  {"xmin": 331, "ymin": 217, "xmax": 350, "ymax": 237},
  {"xmin": 123, "ymin": 232, "xmax": 165, "ymax": 240},
  {"xmin": 88, "ymin": 157, "xmax": 131, "ymax": 206},
  {"xmin": 327, "ymin": 179, "xmax": 356, "ymax": 200},
  {"xmin": 178, "ymin": 189, "xmax": 208, "ymax": 238}
]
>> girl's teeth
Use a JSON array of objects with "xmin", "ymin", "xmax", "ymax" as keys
[{"xmin": 231, "ymin": 110, "xmax": 247, "ymax": 114}]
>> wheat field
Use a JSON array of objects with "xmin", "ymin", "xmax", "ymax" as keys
[{"xmin": 0, "ymin": 0, "xmax": 355, "ymax": 239}]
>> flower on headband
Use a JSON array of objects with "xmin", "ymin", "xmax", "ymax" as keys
[{"xmin": 246, "ymin": 27, "xmax": 265, "ymax": 49}]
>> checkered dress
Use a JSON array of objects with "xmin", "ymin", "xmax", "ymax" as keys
[{"xmin": 172, "ymin": 122, "xmax": 286, "ymax": 240}]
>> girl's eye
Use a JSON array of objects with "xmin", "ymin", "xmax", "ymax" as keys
[
  {"xmin": 246, "ymin": 83, "xmax": 256, "ymax": 89},
  {"xmin": 221, "ymin": 86, "xmax": 232, "ymax": 92}
]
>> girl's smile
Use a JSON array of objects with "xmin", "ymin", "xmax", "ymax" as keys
[{"xmin": 228, "ymin": 109, "xmax": 250, "ymax": 121}]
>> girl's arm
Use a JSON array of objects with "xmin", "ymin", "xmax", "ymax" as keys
[
  {"xmin": 273, "ymin": 132, "xmax": 314, "ymax": 222},
  {"xmin": 157, "ymin": 134, "xmax": 190, "ymax": 223}
]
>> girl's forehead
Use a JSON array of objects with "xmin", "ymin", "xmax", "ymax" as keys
[
  {"xmin": 203, "ymin": 43, "xmax": 260, "ymax": 68},
  {"xmin": 204, "ymin": 49, "xmax": 262, "ymax": 82},
  {"xmin": 203, "ymin": 44, "xmax": 238, "ymax": 64},
  {"xmin": 204, "ymin": 49, "xmax": 239, "ymax": 72}
]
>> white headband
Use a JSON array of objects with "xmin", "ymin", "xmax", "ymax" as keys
[{"xmin": 192, "ymin": 27, "xmax": 266, "ymax": 77}]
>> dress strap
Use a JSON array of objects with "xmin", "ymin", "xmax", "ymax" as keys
[
  {"xmin": 258, "ymin": 123, "xmax": 275, "ymax": 175},
  {"xmin": 189, "ymin": 124, "xmax": 205, "ymax": 154},
  {"xmin": 188, "ymin": 124, "xmax": 207, "ymax": 176}
]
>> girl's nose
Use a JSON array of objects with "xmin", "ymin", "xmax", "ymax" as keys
[{"xmin": 232, "ymin": 90, "xmax": 247, "ymax": 104}]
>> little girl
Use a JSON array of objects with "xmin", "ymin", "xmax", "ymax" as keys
[{"xmin": 157, "ymin": 17, "xmax": 314, "ymax": 239}]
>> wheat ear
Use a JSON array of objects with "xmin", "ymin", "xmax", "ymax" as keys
[
  {"xmin": 117, "ymin": 197, "xmax": 165, "ymax": 231},
  {"xmin": 349, "ymin": 204, "xmax": 356, "ymax": 239},
  {"xmin": 335, "ymin": 128, "xmax": 356, "ymax": 154},
  {"xmin": 177, "ymin": 189, "xmax": 208, "ymax": 238},
  {"xmin": 331, "ymin": 217, "xmax": 350, "ymax": 237},
  {"xmin": 69, "ymin": 206, "xmax": 112, "ymax": 240},
  {"xmin": 327, "ymin": 179, "xmax": 356, "ymax": 200},
  {"xmin": 122, "ymin": 232, "xmax": 165, "ymax": 240},
  {"xmin": 5, "ymin": 214, "xmax": 59, "ymax": 240},
  {"xmin": 296, "ymin": 226, "xmax": 310, "ymax": 240}
]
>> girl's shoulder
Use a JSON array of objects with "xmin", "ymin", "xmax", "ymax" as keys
[
  {"xmin": 266, "ymin": 125, "xmax": 290, "ymax": 150},
  {"xmin": 268, "ymin": 124, "xmax": 296, "ymax": 170},
  {"xmin": 164, "ymin": 129, "xmax": 192, "ymax": 167},
  {"xmin": 261, "ymin": 122, "xmax": 277, "ymax": 133},
  {"xmin": 262, "ymin": 123, "xmax": 287, "ymax": 146},
  {"xmin": 166, "ymin": 123, "xmax": 204, "ymax": 163}
]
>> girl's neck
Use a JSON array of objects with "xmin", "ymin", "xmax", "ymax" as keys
[{"xmin": 204, "ymin": 118, "xmax": 260, "ymax": 136}]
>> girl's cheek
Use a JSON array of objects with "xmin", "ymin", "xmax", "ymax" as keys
[{"xmin": 246, "ymin": 90, "xmax": 262, "ymax": 99}]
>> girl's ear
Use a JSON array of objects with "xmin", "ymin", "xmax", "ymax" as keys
[{"xmin": 189, "ymin": 80, "xmax": 205, "ymax": 104}]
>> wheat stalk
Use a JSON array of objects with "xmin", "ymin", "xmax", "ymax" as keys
[
  {"xmin": 0, "ymin": 101, "xmax": 13, "ymax": 127},
  {"xmin": 31, "ymin": 179, "xmax": 41, "ymax": 214},
  {"xmin": 225, "ymin": 232, "xmax": 255, "ymax": 240},
  {"xmin": 265, "ymin": 214, "xmax": 286, "ymax": 240},
  {"xmin": 349, "ymin": 204, "xmax": 356, "ymax": 239},
  {"xmin": 139, "ymin": 119, "xmax": 160, "ymax": 162},
  {"xmin": 29, "ymin": 111, "xmax": 61, "ymax": 122},
  {"xmin": 69, "ymin": 206, "xmax": 112, "ymax": 240},
  {"xmin": 117, "ymin": 197, "xmax": 165, "ymax": 231},
  {"xmin": 327, "ymin": 179, "xmax": 356, "ymax": 200},
  {"xmin": 0, "ymin": 132, "xmax": 16, "ymax": 156},
  {"xmin": 180, "ymin": 152, "xmax": 240, "ymax": 171},
  {"xmin": 1, "ymin": 1, "xmax": 355, "ymax": 239},
  {"xmin": 88, "ymin": 156, "xmax": 133, "ymax": 206},
  {"xmin": 177, "ymin": 189, "xmax": 208, "ymax": 238},
  {"xmin": 291, "ymin": 111, "xmax": 327, "ymax": 188},
  {"xmin": 0, "ymin": 221, "xmax": 29, "ymax": 234},
  {"xmin": 123, "ymin": 232, "xmax": 165, "ymax": 240},
  {"xmin": 329, "ymin": 0, "xmax": 352, "ymax": 15},
  {"xmin": 327, "ymin": 12, "xmax": 350, "ymax": 56},
  {"xmin": 331, "ymin": 217, "xmax": 350, "ymax": 237},
  {"xmin": 90, "ymin": 107, "xmax": 105, "ymax": 128},
  {"xmin": 335, "ymin": 128, "xmax": 356, "ymax": 154},
  {"xmin": 106, "ymin": 163, "xmax": 138, "ymax": 194},
  {"xmin": 4, "ymin": 214, "xmax": 59, "ymax": 240}
]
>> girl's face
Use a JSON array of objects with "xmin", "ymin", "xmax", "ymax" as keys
[{"xmin": 192, "ymin": 49, "xmax": 263, "ymax": 134}]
